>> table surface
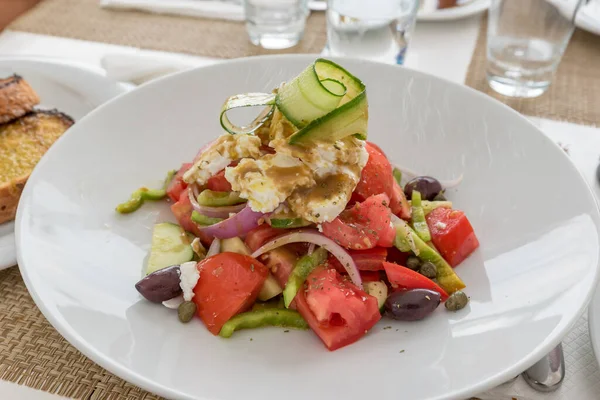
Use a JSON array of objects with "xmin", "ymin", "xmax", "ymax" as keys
[{"xmin": 0, "ymin": 14, "xmax": 599, "ymax": 400}]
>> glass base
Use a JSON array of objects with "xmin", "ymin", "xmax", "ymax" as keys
[
  {"xmin": 487, "ymin": 73, "xmax": 550, "ymax": 98},
  {"xmin": 248, "ymin": 33, "xmax": 301, "ymax": 50}
]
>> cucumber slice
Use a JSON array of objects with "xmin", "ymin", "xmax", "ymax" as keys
[
  {"xmin": 221, "ymin": 237, "xmax": 251, "ymax": 255},
  {"xmin": 220, "ymin": 92, "xmax": 276, "ymax": 135},
  {"xmin": 268, "ymin": 217, "xmax": 312, "ymax": 229},
  {"xmin": 288, "ymin": 93, "xmax": 368, "ymax": 145},
  {"xmin": 275, "ymin": 58, "xmax": 368, "ymax": 145},
  {"xmin": 363, "ymin": 281, "xmax": 388, "ymax": 312},
  {"xmin": 258, "ymin": 274, "xmax": 283, "ymax": 301},
  {"xmin": 146, "ymin": 222, "xmax": 194, "ymax": 275}
]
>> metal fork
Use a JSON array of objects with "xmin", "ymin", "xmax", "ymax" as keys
[{"xmin": 522, "ymin": 343, "xmax": 565, "ymax": 392}]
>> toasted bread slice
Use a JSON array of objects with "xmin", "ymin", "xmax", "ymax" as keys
[
  {"xmin": 0, "ymin": 75, "xmax": 40, "ymax": 124},
  {"xmin": 0, "ymin": 110, "xmax": 74, "ymax": 224}
]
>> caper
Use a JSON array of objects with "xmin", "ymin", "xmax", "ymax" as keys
[
  {"xmin": 178, "ymin": 301, "xmax": 197, "ymax": 323},
  {"xmin": 419, "ymin": 261, "xmax": 437, "ymax": 279},
  {"xmin": 406, "ymin": 255, "xmax": 421, "ymax": 270},
  {"xmin": 433, "ymin": 191, "xmax": 447, "ymax": 201},
  {"xmin": 445, "ymin": 291, "xmax": 469, "ymax": 311}
]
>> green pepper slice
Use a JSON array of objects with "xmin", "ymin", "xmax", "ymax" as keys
[
  {"xmin": 116, "ymin": 170, "xmax": 175, "ymax": 214},
  {"xmin": 191, "ymin": 211, "xmax": 223, "ymax": 226},
  {"xmin": 410, "ymin": 190, "xmax": 431, "ymax": 242},
  {"xmin": 283, "ymin": 247, "xmax": 328, "ymax": 308},
  {"xmin": 197, "ymin": 189, "xmax": 246, "ymax": 207},
  {"xmin": 393, "ymin": 218, "xmax": 465, "ymax": 294},
  {"xmin": 219, "ymin": 309, "xmax": 308, "ymax": 338}
]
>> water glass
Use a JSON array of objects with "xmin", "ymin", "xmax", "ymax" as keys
[
  {"xmin": 486, "ymin": 0, "xmax": 582, "ymax": 98},
  {"xmin": 244, "ymin": 0, "xmax": 309, "ymax": 50},
  {"xmin": 326, "ymin": 0, "xmax": 419, "ymax": 65}
]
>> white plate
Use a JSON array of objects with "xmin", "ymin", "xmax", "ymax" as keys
[
  {"xmin": 16, "ymin": 55, "xmax": 600, "ymax": 400},
  {"xmin": 418, "ymin": 0, "xmax": 490, "ymax": 21},
  {"xmin": 0, "ymin": 57, "xmax": 128, "ymax": 270}
]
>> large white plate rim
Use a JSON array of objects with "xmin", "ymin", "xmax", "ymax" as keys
[{"xmin": 15, "ymin": 54, "xmax": 600, "ymax": 400}]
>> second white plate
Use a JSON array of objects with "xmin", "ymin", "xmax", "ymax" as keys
[{"xmin": 0, "ymin": 57, "xmax": 128, "ymax": 270}]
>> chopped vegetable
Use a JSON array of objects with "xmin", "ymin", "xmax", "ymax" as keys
[
  {"xmin": 445, "ymin": 290, "xmax": 469, "ymax": 311},
  {"xmin": 219, "ymin": 92, "xmax": 275, "ymax": 135},
  {"xmin": 393, "ymin": 168, "xmax": 402, "ymax": 185},
  {"xmin": 178, "ymin": 301, "xmax": 197, "ymax": 323},
  {"xmin": 197, "ymin": 189, "xmax": 246, "ymax": 207},
  {"xmin": 251, "ymin": 229, "xmax": 362, "ymax": 287},
  {"xmin": 252, "ymin": 297, "xmax": 285, "ymax": 311},
  {"xmin": 407, "ymin": 200, "xmax": 453, "ymax": 215},
  {"xmin": 280, "ymin": 59, "xmax": 368, "ymax": 145},
  {"xmin": 193, "ymin": 253, "xmax": 269, "ymax": 335},
  {"xmin": 116, "ymin": 169, "xmax": 175, "ymax": 213},
  {"xmin": 426, "ymin": 207, "xmax": 480, "ymax": 267},
  {"xmin": 362, "ymin": 281, "xmax": 388, "ymax": 311},
  {"xmin": 219, "ymin": 309, "xmax": 308, "ymax": 338},
  {"xmin": 258, "ymin": 274, "xmax": 283, "ymax": 301},
  {"xmin": 191, "ymin": 211, "xmax": 224, "ymax": 226},
  {"xmin": 419, "ymin": 261, "xmax": 437, "ymax": 279},
  {"xmin": 283, "ymin": 247, "xmax": 328, "ymax": 308},
  {"xmin": 145, "ymin": 222, "xmax": 193, "ymax": 275},
  {"xmin": 410, "ymin": 190, "xmax": 431, "ymax": 242},
  {"xmin": 383, "ymin": 262, "xmax": 449, "ymax": 301},
  {"xmin": 198, "ymin": 206, "xmax": 265, "ymax": 239},
  {"xmin": 405, "ymin": 255, "xmax": 421, "ymax": 271},
  {"xmin": 295, "ymin": 267, "xmax": 381, "ymax": 351},
  {"xmin": 392, "ymin": 219, "xmax": 466, "ymax": 294}
]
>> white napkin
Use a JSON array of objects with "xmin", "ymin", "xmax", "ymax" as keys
[
  {"xmin": 100, "ymin": 0, "xmax": 245, "ymax": 22},
  {"xmin": 548, "ymin": 0, "xmax": 600, "ymax": 36},
  {"xmin": 576, "ymin": 0, "xmax": 600, "ymax": 36},
  {"xmin": 100, "ymin": 52, "xmax": 213, "ymax": 85}
]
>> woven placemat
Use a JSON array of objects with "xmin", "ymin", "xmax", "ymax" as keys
[
  {"xmin": 0, "ymin": 267, "xmax": 161, "ymax": 399},
  {"xmin": 9, "ymin": 0, "xmax": 327, "ymax": 58},
  {"xmin": 465, "ymin": 16, "xmax": 600, "ymax": 127}
]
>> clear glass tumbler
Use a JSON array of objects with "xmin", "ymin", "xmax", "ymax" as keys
[
  {"xmin": 326, "ymin": 0, "xmax": 419, "ymax": 65},
  {"xmin": 487, "ymin": 0, "xmax": 583, "ymax": 98},
  {"xmin": 244, "ymin": 0, "xmax": 309, "ymax": 50}
]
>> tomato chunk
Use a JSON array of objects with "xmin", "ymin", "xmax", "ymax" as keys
[
  {"xmin": 390, "ymin": 179, "xmax": 411, "ymax": 220},
  {"xmin": 328, "ymin": 247, "xmax": 388, "ymax": 272},
  {"xmin": 383, "ymin": 262, "xmax": 449, "ymax": 301},
  {"xmin": 426, "ymin": 208, "xmax": 480, "ymax": 267},
  {"xmin": 321, "ymin": 194, "xmax": 395, "ymax": 250},
  {"xmin": 352, "ymin": 142, "xmax": 394, "ymax": 203},
  {"xmin": 206, "ymin": 170, "xmax": 232, "ymax": 192},
  {"xmin": 166, "ymin": 163, "xmax": 192, "ymax": 202},
  {"xmin": 244, "ymin": 224, "xmax": 286, "ymax": 252},
  {"xmin": 360, "ymin": 270, "xmax": 382, "ymax": 282},
  {"xmin": 295, "ymin": 267, "xmax": 381, "ymax": 351},
  {"xmin": 170, "ymin": 188, "xmax": 213, "ymax": 245},
  {"xmin": 193, "ymin": 253, "xmax": 268, "ymax": 335}
]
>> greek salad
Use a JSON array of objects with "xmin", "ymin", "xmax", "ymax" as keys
[{"xmin": 117, "ymin": 59, "xmax": 480, "ymax": 351}]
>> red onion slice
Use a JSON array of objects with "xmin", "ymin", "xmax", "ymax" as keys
[
  {"xmin": 251, "ymin": 229, "xmax": 362, "ymax": 287},
  {"xmin": 200, "ymin": 206, "xmax": 265, "ymax": 239}
]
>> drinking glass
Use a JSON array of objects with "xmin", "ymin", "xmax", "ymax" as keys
[
  {"xmin": 244, "ymin": 0, "xmax": 309, "ymax": 50},
  {"xmin": 326, "ymin": 0, "xmax": 419, "ymax": 65},
  {"xmin": 487, "ymin": 0, "xmax": 584, "ymax": 98}
]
